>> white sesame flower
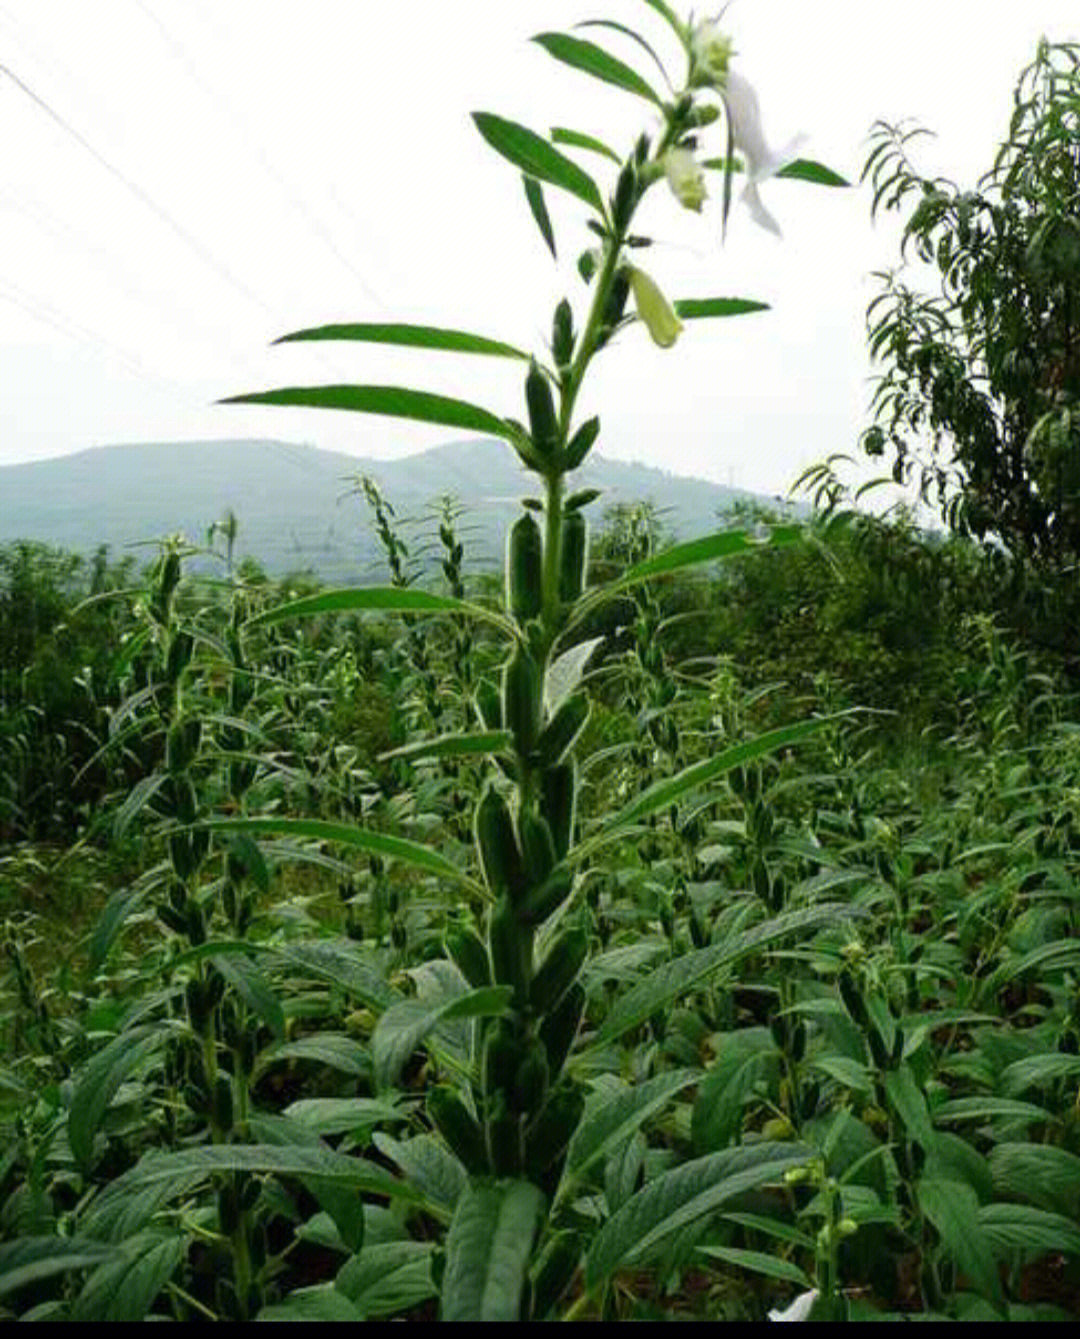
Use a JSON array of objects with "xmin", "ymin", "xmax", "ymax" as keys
[
  {"xmin": 627, "ymin": 267, "xmax": 683, "ymax": 348},
  {"xmin": 768, "ymin": 1289, "xmax": 820, "ymax": 1322},
  {"xmin": 690, "ymin": 18, "xmax": 735, "ymax": 84},
  {"xmin": 664, "ymin": 148, "xmax": 708, "ymax": 213},
  {"xmin": 720, "ymin": 67, "xmax": 807, "ymax": 237}
]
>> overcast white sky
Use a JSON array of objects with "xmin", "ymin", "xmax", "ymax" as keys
[{"xmin": 1, "ymin": 1, "xmax": 1076, "ymax": 499}]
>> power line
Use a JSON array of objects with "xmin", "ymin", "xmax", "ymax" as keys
[
  {"xmin": 130, "ymin": 0, "xmax": 387, "ymax": 312},
  {"xmin": 0, "ymin": 58, "xmax": 277, "ymax": 319}
]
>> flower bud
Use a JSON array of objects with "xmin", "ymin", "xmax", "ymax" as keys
[
  {"xmin": 664, "ymin": 148, "xmax": 707, "ymax": 213},
  {"xmin": 690, "ymin": 20, "xmax": 735, "ymax": 85},
  {"xmin": 628, "ymin": 267, "xmax": 683, "ymax": 349}
]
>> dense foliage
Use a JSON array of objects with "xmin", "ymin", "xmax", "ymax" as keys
[
  {"xmin": 861, "ymin": 40, "xmax": 1080, "ymax": 569},
  {"xmin": 4, "ymin": 2, "xmax": 1080, "ymax": 1325}
]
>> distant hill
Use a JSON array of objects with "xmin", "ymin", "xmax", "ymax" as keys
[{"xmin": 0, "ymin": 438, "xmax": 796, "ymax": 582}]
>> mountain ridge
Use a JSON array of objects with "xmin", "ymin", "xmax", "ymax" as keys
[{"xmin": 0, "ymin": 438, "xmax": 795, "ymax": 581}]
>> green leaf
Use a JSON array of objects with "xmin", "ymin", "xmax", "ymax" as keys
[
  {"xmin": 613, "ymin": 525, "xmax": 803, "ymax": 590},
  {"xmin": 566, "ymin": 1070, "xmax": 699, "ymax": 1181},
  {"xmin": 441, "ymin": 1180, "xmax": 546, "ymax": 1321},
  {"xmin": 934, "ymin": 1097, "xmax": 1053, "ymax": 1127},
  {"xmin": 778, "ymin": 158, "xmax": 850, "ymax": 187},
  {"xmin": 637, "ymin": 0, "xmax": 687, "ymax": 46},
  {"xmin": 697, "ymin": 1245, "xmax": 812, "ymax": 1288},
  {"xmin": 586, "ymin": 1143, "xmax": 811, "ymax": 1286},
  {"xmin": 522, "ymin": 176, "xmax": 558, "ymax": 260},
  {"xmin": 674, "ymin": 298, "xmax": 771, "ymax": 319},
  {"xmin": 810, "ymin": 1054, "xmax": 873, "ymax": 1097},
  {"xmin": 104, "ymin": 1143, "xmax": 420, "ymax": 1202},
  {"xmin": 550, "ymin": 125, "xmax": 622, "ymax": 164},
  {"xmin": 69, "ymin": 1025, "xmax": 170, "ymax": 1169},
  {"xmin": 379, "ymin": 730, "xmax": 513, "ymax": 765},
  {"xmin": 259, "ymin": 1287, "xmax": 363, "ymax": 1322},
  {"xmin": 336, "ymin": 1241, "xmax": 437, "ymax": 1319},
  {"xmin": 990, "ymin": 1144, "xmax": 1080, "ymax": 1217},
  {"xmin": 374, "ymin": 1133, "xmax": 466, "ymax": 1219},
  {"xmin": 472, "ymin": 112, "xmax": 603, "ymax": 212},
  {"xmin": 254, "ymin": 1033, "xmax": 372, "ymax": 1081},
  {"xmin": 284, "ymin": 1098, "xmax": 408, "ymax": 1138},
  {"xmin": 581, "ymin": 718, "xmax": 830, "ymax": 851},
  {"xmin": 272, "ymin": 322, "xmax": 530, "ymax": 360},
  {"xmin": 270, "ymin": 939, "xmax": 397, "ymax": 1011},
  {"xmin": 575, "ymin": 20, "xmax": 672, "ymax": 87},
  {"xmin": 692, "ymin": 1029, "xmax": 779, "ymax": 1151},
  {"xmin": 221, "ymin": 384, "xmax": 513, "ymax": 439},
  {"xmin": 532, "ymin": 32, "xmax": 662, "ymax": 106},
  {"xmin": 978, "ymin": 1203, "xmax": 1080, "ymax": 1260},
  {"xmin": 1002, "ymin": 1052, "xmax": 1080, "ymax": 1094},
  {"xmin": 883, "ymin": 1066, "xmax": 934, "ymax": 1147},
  {"xmin": 113, "ymin": 772, "xmax": 168, "ymax": 840},
  {"xmin": 72, "ymin": 1232, "xmax": 187, "ymax": 1322},
  {"xmin": 595, "ymin": 904, "xmax": 853, "ymax": 1045},
  {"xmin": 212, "ymin": 953, "xmax": 285, "ymax": 1039},
  {"xmin": 243, "ymin": 584, "xmax": 516, "ymax": 640},
  {"xmin": 374, "ymin": 987, "xmax": 513, "ymax": 1090},
  {"xmin": 203, "ymin": 817, "xmax": 473, "ymax": 889},
  {"xmin": 0, "ymin": 1237, "xmax": 119, "ymax": 1298},
  {"xmin": 89, "ymin": 883, "xmax": 149, "ymax": 971},
  {"xmin": 917, "ymin": 1176, "xmax": 1001, "ymax": 1308}
]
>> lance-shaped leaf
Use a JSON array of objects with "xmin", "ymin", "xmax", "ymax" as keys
[
  {"xmin": 674, "ymin": 297, "xmax": 771, "ymax": 320},
  {"xmin": 705, "ymin": 156, "xmax": 850, "ymax": 187},
  {"xmin": 243, "ymin": 585, "xmax": 517, "ymax": 640},
  {"xmin": 564, "ymin": 1069, "xmax": 699, "ymax": 1183},
  {"xmin": 373, "ymin": 986, "xmax": 513, "ymax": 1090},
  {"xmin": 379, "ymin": 730, "xmax": 513, "ymax": 765},
  {"xmin": 473, "ymin": 112, "xmax": 603, "ymax": 212},
  {"xmin": 577, "ymin": 718, "xmax": 829, "ymax": 856},
  {"xmin": 586, "ymin": 1143, "xmax": 811, "ymax": 1285},
  {"xmin": 221, "ymin": 384, "xmax": 513, "ymax": 440},
  {"xmin": 70, "ymin": 1024, "xmax": 173, "ymax": 1169},
  {"xmin": 441, "ymin": 1180, "xmax": 546, "ymax": 1321},
  {"xmin": 532, "ymin": 31, "xmax": 662, "ymax": 106},
  {"xmin": 523, "ymin": 176, "xmax": 558, "ymax": 259},
  {"xmin": 551, "ymin": 125, "xmax": 622, "ymax": 164},
  {"xmin": 637, "ymin": 0, "xmax": 688, "ymax": 47},
  {"xmin": 0, "ymin": 1238, "xmax": 120, "ymax": 1298},
  {"xmin": 595, "ymin": 904, "xmax": 855, "ymax": 1045},
  {"xmin": 575, "ymin": 20, "xmax": 672, "ymax": 87},
  {"xmin": 271, "ymin": 322, "xmax": 530, "ymax": 360},
  {"xmin": 203, "ymin": 817, "xmax": 474, "ymax": 890}
]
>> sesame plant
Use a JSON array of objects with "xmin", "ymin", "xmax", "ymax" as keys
[{"xmin": 214, "ymin": 1, "xmax": 850, "ymax": 1321}]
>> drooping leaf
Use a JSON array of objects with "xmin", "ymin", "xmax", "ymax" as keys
[
  {"xmin": 532, "ymin": 31, "xmax": 662, "ymax": 106},
  {"xmin": 978, "ymin": 1203, "xmax": 1080, "ymax": 1260},
  {"xmin": 916, "ymin": 1176, "xmax": 1001, "ymax": 1308},
  {"xmin": 89, "ymin": 883, "xmax": 149, "ymax": 971},
  {"xmin": 212, "ymin": 953, "xmax": 285, "ymax": 1039},
  {"xmin": 272, "ymin": 322, "xmax": 530, "ymax": 360},
  {"xmin": 254, "ymin": 1033, "xmax": 372, "ymax": 1081},
  {"xmin": 575, "ymin": 19, "xmax": 672, "ymax": 87},
  {"xmin": 374, "ymin": 1133, "xmax": 467, "ymax": 1219},
  {"xmin": 637, "ymin": 0, "xmax": 688, "ymax": 46},
  {"xmin": 243, "ymin": 584, "xmax": 516, "ymax": 640},
  {"xmin": 472, "ymin": 112, "xmax": 603, "ymax": 211},
  {"xmin": 990, "ymin": 1143, "xmax": 1080, "ymax": 1217},
  {"xmin": 581, "ymin": 718, "xmax": 830, "ymax": 851},
  {"xmin": 69, "ymin": 1024, "xmax": 171, "ymax": 1169},
  {"xmin": 0, "ymin": 1237, "xmax": 119, "ymax": 1298},
  {"xmin": 258, "ymin": 1287, "xmax": 363, "ymax": 1322},
  {"xmin": 586, "ymin": 1143, "xmax": 811, "ymax": 1286},
  {"xmin": 283, "ymin": 1098, "xmax": 407, "ymax": 1138},
  {"xmin": 72, "ymin": 1231, "xmax": 187, "ymax": 1322},
  {"xmin": 379, "ymin": 730, "xmax": 512, "ymax": 765},
  {"xmin": 566, "ymin": 1070, "xmax": 699, "ymax": 1181},
  {"xmin": 373, "ymin": 987, "xmax": 512, "ymax": 1090},
  {"xmin": 704, "ymin": 156, "xmax": 850, "ymax": 188},
  {"xmin": 522, "ymin": 176, "xmax": 558, "ymax": 260},
  {"xmin": 441, "ymin": 1180, "xmax": 546, "ymax": 1321},
  {"xmin": 697, "ymin": 1245, "xmax": 812, "ymax": 1288},
  {"xmin": 674, "ymin": 297, "xmax": 771, "ymax": 319},
  {"xmin": 595, "ymin": 904, "xmax": 854, "ymax": 1045},
  {"xmin": 203, "ymin": 817, "xmax": 473, "ymax": 889},
  {"xmin": 336, "ymin": 1241, "xmax": 437, "ymax": 1318},
  {"xmin": 550, "ymin": 125, "xmax": 622, "ymax": 164},
  {"xmin": 221, "ymin": 384, "xmax": 513, "ymax": 439}
]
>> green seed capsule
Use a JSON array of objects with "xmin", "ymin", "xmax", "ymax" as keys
[
  {"xmin": 502, "ymin": 645, "xmax": 542, "ymax": 758},
  {"xmin": 566, "ymin": 488, "xmax": 601, "ymax": 512},
  {"xmin": 165, "ymin": 630, "xmax": 194, "ymax": 683},
  {"xmin": 538, "ymin": 693, "xmax": 590, "ymax": 767},
  {"xmin": 483, "ymin": 1016, "xmax": 522, "ymax": 1098},
  {"xmin": 511, "ymin": 1039, "xmax": 550, "ymax": 1115},
  {"xmin": 525, "ymin": 1085, "xmax": 585, "ymax": 1178},
  {"xmin": 612, "ymin": 162, "xmax": 637, "ymax": 230},
  {"xmin": 525, "ymin": 360, "xmax": 559, "ymax": 460},
  {"xmin": 475, "ymin": 784, "xmax": 522, "ymax": 898},
  {"xmin": 559, "ymin": 512, "xmax": 587, "ymax": 603},
  {"xmin": 474, "ymin": 678, "xmax": 502, "ymax": 731},
  {"xmin": 428, "ymin": 1086, "xmax": 489, "ymax": 1175},
  {"xmin": 521, "ymin": 866, "xmax": 573, "ymax": 926},
  {"xmin": 489, "ymin": 896, "xmax": 531, "ymax": 1002},
  {"xmin": 212, "ymin": 1074, "xmax": 234, "ymax": 1132},
  {"xmin": 540, "ymin": 982, "xmax": 585, "ymax": 1080},
  {"xmin": 445, "ymin": 926, "xmax": 491, "ymax": 989},
  {"xmin": 518, "ymin": 808, "xmax": 557, "ymax": 891},
  {"xmin": 530, "ymin": 1231, "xmax": 581, "ymax": 1320},
  {"xmin": 531, "ymin": 926, "xmax": 588, "ymax": 1013},
  {"xmin": 565, "ymin": 417, "xmax": 600, "ymax": 470},
  {"xmin": 166, "ymin": 719, "xmax": 202, "ymax": 774},
  {"xmin": 541, "ymin": 762, "xmax": 577, "ymax": 860},
  {"xmin": 552, "ymin": 299, "xmax": 574, "ymax": 367},
  {"xmin": 506, "ymin": 513, "xmax": 543, "ymax": 622}
]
